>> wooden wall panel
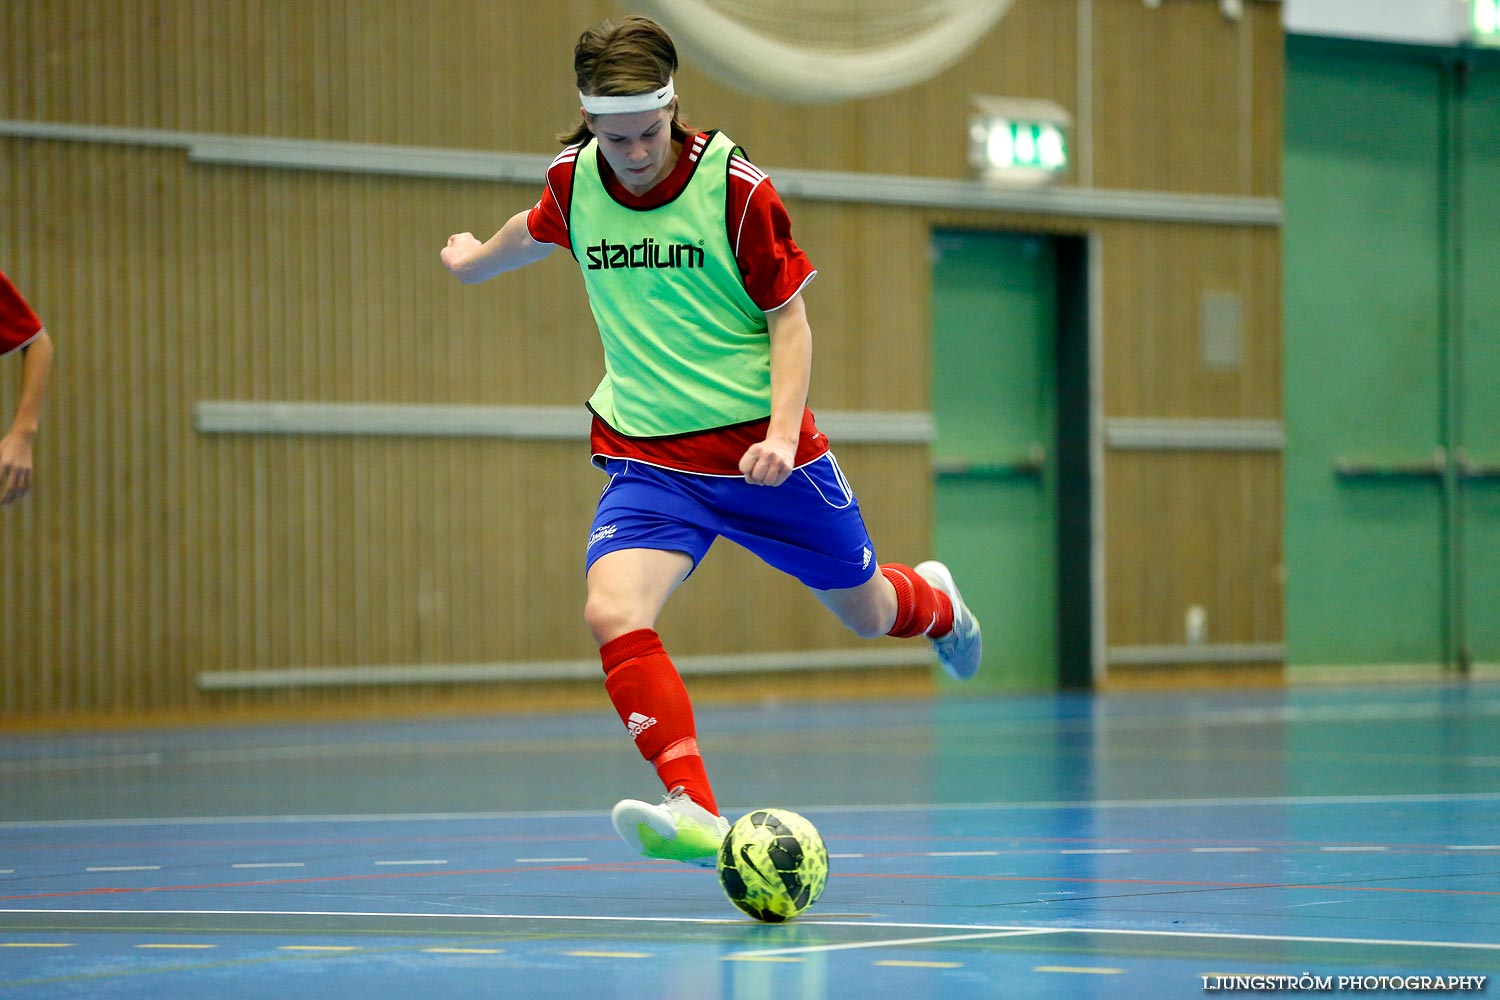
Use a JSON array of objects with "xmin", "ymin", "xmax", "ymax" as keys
[
  {"xmin": 791, "ymin": 203, "xmax": 932, "ymax": 410},
  {"xmin": 0, "ymin": 1, "xmax": 1275, "ymax": 188},
  {"xmin": 1105, "ymin": 451, "xmax": 1284, "ymax": 647},
  {"xmin": 1248, "ymin": 1, "xmax": 1286, "ymax": 199},
  {"xmin": 1101, "ymin": 222, "xmax": 1281, "ymax": 419},
  {"xmin": 0, "ymin": 0, "xmax": 1285, "ymax": 715},
  {"xmin": 0, "ymin": 0, "xmax": 1078, "ymax": 180},
  {"xmin": 1092, "ymin": 0, "xmax": 1276, "ymax": 196}
]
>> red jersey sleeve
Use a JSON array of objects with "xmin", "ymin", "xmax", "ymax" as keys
[
  {"xmin": 727, "ymin": 154, "xmax": 817, "ymax": 312},
  {"xmin": 526, "ymin": 145, "xmax": 581, "ymax": 250},
  {"xmin": 0, "ymin": 269, "xmax": 43, "ymax": 356}
]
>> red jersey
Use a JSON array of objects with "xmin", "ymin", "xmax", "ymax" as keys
[
  {"xmin": 526, "ymin": 132, "xmax": 830, "ymax": 475},
  {"xmin": 0, "ymin": 269, "xmax": 43, "ymax": 356}
]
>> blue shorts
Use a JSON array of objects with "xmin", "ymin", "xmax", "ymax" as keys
[{"xmin": 585, "ymin": 454, "xmax": 878, "ymax": 592}]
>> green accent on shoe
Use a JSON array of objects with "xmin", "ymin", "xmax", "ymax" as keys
[{"xmin": 636, "ymin": 821, "xmax": 723, "ymax": 866}]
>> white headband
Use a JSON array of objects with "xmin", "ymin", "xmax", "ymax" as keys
[{"xmin": 580, "ymin": 77, "xmax": 675, "ymax": 116}]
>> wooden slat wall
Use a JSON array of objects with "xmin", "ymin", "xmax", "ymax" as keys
[
  {"xmin": 0, "ymin": 0, "xmax": 1283, "ymax": 716},
  {"xmin": 1106, "ymin": 452, "xmax": 1284, "ymax": 647}
]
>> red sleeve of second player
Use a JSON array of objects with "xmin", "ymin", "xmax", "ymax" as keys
[
  {"xmin": 727, "ymin": 156, "xmax": 817, "ymax": 313},
  {"xmin": 0, "ymin": 269, "xmax": 43, "ymax": 356}
]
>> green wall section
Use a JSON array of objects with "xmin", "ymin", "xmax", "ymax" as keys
[
  {"xmin": 1284, "ymin": 38, "xmax": 1500, "ymax": 671},
  {"xmin": 1283, "ymin": 41, "xmax": 1446, "ymax": 666},
  {"xmin": 1458, "ymin": 62, "xmax": 1500, "ymax": 666},
  {"xmin": 930, "ymin": 231, "xmax": 1058, "ymax": 691}
]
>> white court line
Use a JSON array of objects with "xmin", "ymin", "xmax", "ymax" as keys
[
  {"xmin": 4, "ymin": 791, "xmax": 1500, "ymax": 829},
  {"xmin": 1059, "ymin": 849, "xmax": 1131, "ymax": 855},
  {"xmin": 84, "ymin": 866, "xmax": 161, "ymax": 873},
  {"xmin": 231, "ymin": 863, "xmax": 307, "ymax": 869},
  {"xmin": 1191, "ymin": 847, "xmax": 1261, "ymax": 853},
  {"xmin": 928, "ymin": 851, "xmax": 998, "ymax": 858},
  {"xmin": 734, "ymin": 929, "xmax": 1052, "ymax": 958},
  {"xmin": 0, "ymin": 753, "xmax": 165, "ymax": 774},
  {"xmin": 373, "ymin": 860, "xmax": 447, "ymax": 867},
  {"xmin": 3, "ymin": 909, "xmax": 1499, "ymax": 955}
]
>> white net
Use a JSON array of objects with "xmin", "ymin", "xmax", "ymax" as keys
[{"xmin": 635, "ymin": 0, "xmax": 1019, "ymax": 103}]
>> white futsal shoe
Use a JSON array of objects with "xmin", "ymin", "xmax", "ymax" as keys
[
  {"xmin": 915, "ymin": 560, "xmax": 983, "ymax": 680},
  {"xmin": 612, "ymin": 787, "xmax": 730, "ymax": 868}
]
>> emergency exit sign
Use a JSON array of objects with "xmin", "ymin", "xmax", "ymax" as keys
[{"xmin": 968, "ymin": 97, "xmax": 1071, "ymax": 186}]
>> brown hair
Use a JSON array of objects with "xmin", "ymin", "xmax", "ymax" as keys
[{"xmin": 558, "ymin": 15, "xmax": 693, "ymax": 146}]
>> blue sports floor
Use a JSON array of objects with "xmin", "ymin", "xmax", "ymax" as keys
[{"xmin": 1, "ymin": 683, "xmax": 1497, "ymax": 998}]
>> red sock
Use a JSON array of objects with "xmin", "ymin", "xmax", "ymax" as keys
[
  {"xmin": 600, "ymin": 628, "xmax": 719, "ymax": 815},
  {"xmin": 881, "ymin": 563, "xmax": 954, "ymax": 638}
]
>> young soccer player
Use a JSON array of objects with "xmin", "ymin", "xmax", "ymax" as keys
[
  {"xmin": 0, "ymin": 269, "xmax": 53, "ymax": 507},
  {"xmin": 440, "ymin": 15, "xmax": 982, "ymax": 867}
]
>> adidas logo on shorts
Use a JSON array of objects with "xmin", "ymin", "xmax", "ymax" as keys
[{"xmin": 626, "ymin": 711, "xmax": 658, "ymax": 740}]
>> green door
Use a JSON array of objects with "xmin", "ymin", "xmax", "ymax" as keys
[
  {"xmin": 1460, "ymin": 60, "xmax": 1500, "ymax": 671},
  {"xmin": 930, "ymin": 230, "xmax": 1057, "ymax": 690},
  {"xmin": 1284, "ymin": 42, "xmax": 1446, "ymax": 668},
  {"xmin": 1285, "ymin": 39, "xmax": 1500, "ymax": 673}
]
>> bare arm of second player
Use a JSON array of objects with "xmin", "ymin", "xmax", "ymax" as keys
[
  {"xmin": 0, "ymin": 329, "xmax": 53, "ymax": 506},
  {"xmin": 441, "ymin": 209, "xmax": 556, "ymax": 283}
]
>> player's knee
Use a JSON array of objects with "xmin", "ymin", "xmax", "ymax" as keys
[
  {"xmin": 839, "ymin": 607, "xmax": 890, "ymax": 641},
  {"xmin": 584, "ymin": 595, "xmax": 639, "ymax": 646}
]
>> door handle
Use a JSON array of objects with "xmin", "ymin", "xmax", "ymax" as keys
[
  {"xmin": 1456, "ymin": 449, "xmax": 1500, "ymax": 481},
  {"xmin": 1334, "ymin": 448, "xmax": 1446, "ymax": 480},
  {"xmin": 1333, "ymin": 448, "xmax": 1500, "ymax": 481},
  {"xmin": 933, "ymin": 444, "xmax": 1046, "ymax": 480}
]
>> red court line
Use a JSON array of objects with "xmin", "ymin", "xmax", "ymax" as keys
[
  {"xmin": 0, "ymin": 833, "xmax": 617, "ymax": 854},
  {"xmin": 831, "ymin": 871, "xmax": 1500, "ymax": 896},
  {"xmin": 2, "ymin": 863, "xmax": 1495, "ymax": 903},
  {"xmin": 0, "ymin": 862, "xmax": 657, "ymax": 902},
  {"xmin": 830, "ymin": 834, "xmax": 1499, "ymax": 853}
]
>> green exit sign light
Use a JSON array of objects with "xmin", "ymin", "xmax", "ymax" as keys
[
  {"xmin": 984, "ymin": 121, "xmax": 1068, "ymax": 172},
  {"xmin": 1477, "ymin": 0, "xmax": 1500, "ymax": 44}
]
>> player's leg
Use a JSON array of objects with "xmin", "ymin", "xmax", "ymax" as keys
[
  {"xmin": 584, "ymin": 545, "xmax": 692, "ymax": 644},
  {"xmin": 809, "ymin": 569, "xmax": 896, "ymax": 638},
  {"xmin": 817, "ymin": 560, "xmax": 982, "ymax": 680},
  {"xmin": 717, "ymin": 451, "xmax": 983, "ymax": 678},
  {"xmin": 588, "ymin": 547, "xmax": 716, "ymax": 811},
  {"xmin": 586, "ymin": 463, "xmax": 729, "ymax": 865}
]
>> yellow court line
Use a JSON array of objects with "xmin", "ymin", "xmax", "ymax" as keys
[
  {"xmin": 875, "ymin": 960, "xmax": 964, "ymax": 969},
  {"xmin": 1035, "ymin": 965, "xmax": 1125, "ymax": 975},
  {"xmin": 0, "ymin": 942, "xmax": 73, "ymax": 948},
  {"xmin": 135, "ymin": 944, "xmax": 218, "ymax": 950},
  {"xmin": 566, "ymin": 951, "xmax": 651, "ymax": 959}
]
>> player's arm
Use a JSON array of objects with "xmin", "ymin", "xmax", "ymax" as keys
[
  {"xmin": 441, "ymin": 209, "xmax": 555, "ymax": 284},
  {"xmin": 1, "ymin": 329, "xmax": 53, "ymax": 506},
  {"xmin": 739, "ymin": 294, "xmax": 811, "ymax": 487}
]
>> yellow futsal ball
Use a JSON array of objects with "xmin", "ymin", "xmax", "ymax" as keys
[{"xmin": 716, "ymin": 808, "xmax": 829, "ymax": 922}]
